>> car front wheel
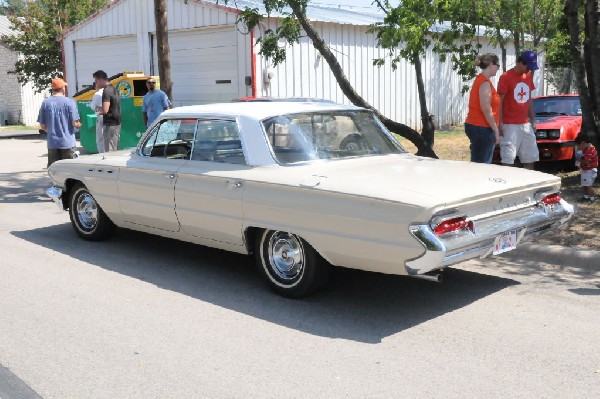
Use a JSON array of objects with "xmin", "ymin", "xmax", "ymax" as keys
[
  {"xmin": 69, "ymin": 183, "xmax": 116, "ymax": 241},
  {"xmin": 255, "ymin": 230, "xmax": 330, "ymax": 298}
]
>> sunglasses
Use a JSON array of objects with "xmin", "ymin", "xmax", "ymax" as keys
[{"xmin": 147, "ymin": 81, "xmax": 156, "ymax": 85}]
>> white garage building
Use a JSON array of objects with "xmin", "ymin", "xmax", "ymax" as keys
[{"xmin": 62, "ymin": 0, "xmax": 543, "ymax": 130}]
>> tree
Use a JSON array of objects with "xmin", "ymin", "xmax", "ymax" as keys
[
  {"xmin": 371, "ymin": 0, "xmax": 481, "ymax": 151},
  {"xmin": 455, "ymin": 1, "xmax": 563, "ymax": 72},
  {"xmin": 232, "ymin": 0, "xmax": 438, "ymax": 157},
  {"xmin": 0, "ymin": 0, "xmax": 26, "ymax": 16},
  {"xmin": 565, "ymin": 0, "xmax": 600, "ymax": 144},
  {"xmin": 1, "ymin": 0, "xmax": 107, "ymax": 93},
  {"xmin": 154, "ymin": 0, "xmax": 173, "ymax": 100}
]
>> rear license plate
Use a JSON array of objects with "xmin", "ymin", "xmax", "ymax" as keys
[{"xmin": 493, "ymin": 230, "xmax": 519, "ymax": 255}]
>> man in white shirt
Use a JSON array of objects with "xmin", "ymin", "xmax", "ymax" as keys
[{"xmin": 90, "ymin": 86, "xmax": 105, "ymax": 153}]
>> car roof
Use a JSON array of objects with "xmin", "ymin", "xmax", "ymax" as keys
[
  {"xmin": 234, "ymin": 96, "xmax": 336, "ymax": 103},
  {"xmin": 160, "ymin": 101, "xmax": 365, "ymax": 120}
]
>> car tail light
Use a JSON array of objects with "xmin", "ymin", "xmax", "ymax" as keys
[
  {"xmin": 433, "ymin": 216, "xmax": 474, "ymax": 235},
  {"xmin": 539, "ymin": 192, "xmax": 562, "ymax": 205}
]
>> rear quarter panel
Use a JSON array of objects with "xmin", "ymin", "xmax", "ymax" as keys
[{"xmin": 242, "ymin": 180, "xmax": 428, "ymax": 275}]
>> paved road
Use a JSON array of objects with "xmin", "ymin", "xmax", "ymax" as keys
[{"xmin": 1, "ymin": 137, "xmax": 599, "ymax": 398}]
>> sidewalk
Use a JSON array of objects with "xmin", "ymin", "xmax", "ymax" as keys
[
  {"xmin": 503, "ymin": 242, "xmax": 600, "ymax": 270},
  {"xmin": 0, "ymin": 129, "xmax": 40, "ymax": 139}
]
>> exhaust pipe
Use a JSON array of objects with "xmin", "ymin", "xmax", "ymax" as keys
[{"xmin": 411, "ymin": 272, "xmax": 443, "ymax": 282}]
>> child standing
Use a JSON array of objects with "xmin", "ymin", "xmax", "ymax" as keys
[{"xmin": 575, "ymin": 134, "xmax": 598, "ymax": 203}]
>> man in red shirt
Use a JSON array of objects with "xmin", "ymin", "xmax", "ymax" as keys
[
  {"xmin": 575, "ymin": 134, "xmax": 598, "ymax": 202},
  {"xmin": 497, "ymin": 50, "xmax": 539, "ymax": 169}
]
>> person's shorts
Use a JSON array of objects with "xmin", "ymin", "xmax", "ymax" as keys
[
  {"xmin": 581, "ymin": 168, "xmax": 598, "ymax": 187},
  {"xmin": 47, "ymin": 147, "xmax": 77, "ymax": 167},
  {"xmin": 500, "ymin": 123, "xmax": 539, "ymax": 164}
]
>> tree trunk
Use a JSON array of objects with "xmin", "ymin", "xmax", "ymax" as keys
[
  {"xmin": 559, "ymin": 67, "xmax": 573, "ymax": 94},
  {"xmin": 512, "ymin": 30, "xmax": 521, "ymax": 58},
  {"xmin": 414, "ymin": 58, "xmax": 435, "ymax": 149},
  {"xmin": 565, "ymin": 0, "xmax": 600, "ymax": 144},
  {"xmin": 154, "ymin": 0, "xmax": 172, "ymax": 101},
  {"xmin": 585, "ymin": 0, "xmax": 600, "ymax": 114},
  {"xmin": 512, "ymin": 6, "xmax": 522, "ymax": 56},
  {"xmin": 288, "ymin": 3, "xmax": 437, "ymax": 158},
  {"xmin": 501, "ymin": 43, "xmax": 507, "ymax": 73}
]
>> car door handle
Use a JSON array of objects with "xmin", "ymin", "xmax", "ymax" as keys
[{"xmin": 163, "ymin": 173, "xmax": 175, "ymax": 179}]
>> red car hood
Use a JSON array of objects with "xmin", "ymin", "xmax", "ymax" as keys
[{"xmin": 536, "ymin": 115, "xmax": 582, "ymax": 130}]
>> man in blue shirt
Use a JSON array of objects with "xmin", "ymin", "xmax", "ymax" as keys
[
  {"xmin": 37, "ymin": 78, "xmax": 81, "ymax": 167},
  {"xmin": 142, "ymin": 78, "xmax": 171, "ymax": 127}
]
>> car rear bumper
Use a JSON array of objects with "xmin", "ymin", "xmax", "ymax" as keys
[{"xmin": 405, "ymin": 199, "xmax": 574, "ymax": 276}]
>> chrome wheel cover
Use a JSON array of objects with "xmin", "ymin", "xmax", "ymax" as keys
[
  {"xmin": 267, "ymin": 232, "xmax": 305, "ymax": 282},
  {"xmin": 76, "ymin": 192, "xmax": 98, "ymax": 230}
]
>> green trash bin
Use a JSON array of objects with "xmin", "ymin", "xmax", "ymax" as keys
[{"xmin": 73, "ymin": 72, "xmax": 159, "ymax": 153}]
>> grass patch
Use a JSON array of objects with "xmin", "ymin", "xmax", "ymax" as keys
[
  {"xmin": 0, "ymin": 125, "xmax": 38, "ymax": 131},
  {"xmin": 396, "ymin": 125, "xmax": 470, "ymax": 161}
]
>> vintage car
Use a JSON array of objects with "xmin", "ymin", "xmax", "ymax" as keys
[
  {"xmin": 493, "ymin": 94, "xmax": 582, "ymax": 167},
  {"xmin": 47, "ymin": 102, "xmax": 574, "ymax": 298}
]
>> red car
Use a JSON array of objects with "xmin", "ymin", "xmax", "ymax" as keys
[{"xmin": 494, "ymin": 94, "xmax": 582, "ymax": 167}]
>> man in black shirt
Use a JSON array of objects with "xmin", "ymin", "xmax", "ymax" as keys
[{"xmin": 92, "ymin": 70, "xmax": 121, "ymax": 151}]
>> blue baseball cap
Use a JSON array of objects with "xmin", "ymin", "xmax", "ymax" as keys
[{"xmin": 519, "ymin": 50, "xmax": 539, "ymax": 71}]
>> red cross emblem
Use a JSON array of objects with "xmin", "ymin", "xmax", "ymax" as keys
[{"xmin": 513, "ymin": 83, "xmax": 529, "ymax": 103}]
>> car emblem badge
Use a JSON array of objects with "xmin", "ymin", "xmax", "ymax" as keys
[{"xmin": 489, "ymin": 177, "xmax": 506, "ymax": 184}]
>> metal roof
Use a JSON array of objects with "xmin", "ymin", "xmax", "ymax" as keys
[
  {"xmin": 202, "ymin": 0, "xmax": 385, "ymax": 26},
  {"xmin": 202, "ymin": 1, "xmax": 494, "ymax": 34},
  {"xmin": 63, "ymin": 0, "xmax": 497, "ymax": 40},
  {"xmin": 0, "ymin": 15, "xmax": 16, "ymax": 37}
]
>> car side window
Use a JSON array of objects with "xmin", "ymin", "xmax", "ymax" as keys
[
  {"xmin": 190, "ymin": 120, "xmax": 245, "ymax": 165},
  {"xmin": 141, "ymin": 119, "xmax": 196, "ymax": 159}
]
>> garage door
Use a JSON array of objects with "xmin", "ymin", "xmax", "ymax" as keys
[
  {"xmin": 74, "ymin": 36, "xmax": 139, "ymax": 91},
  {"xmin": 152, "ymin": 27, "xmax": 238, "ymax": 106}
]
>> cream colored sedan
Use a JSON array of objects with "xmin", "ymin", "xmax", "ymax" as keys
[{"xmin": 47, "ymin": 102, "xmax": 574, "ymax": 297}]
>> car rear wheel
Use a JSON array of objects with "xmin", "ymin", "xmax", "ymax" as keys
[
  {"xmin": 255, "ymin": 229, "xmax": 330, "ymax": 298},
  {"xmin": 69, "ymin": 183, "xmax": 116, "ymax": 241}
]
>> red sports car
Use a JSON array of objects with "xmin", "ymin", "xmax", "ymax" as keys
[{"xmin": 494, "ymin": 94, "xmax": 581, "ymax": 167}]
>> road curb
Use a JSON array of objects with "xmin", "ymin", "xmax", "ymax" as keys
[
  {"xmin": 0, "ymin": 130, "xmax": 41, "ymax": 139},
  {"xmin": 502, "ymin": 242, "xmax": 600, "ymax": 269}
]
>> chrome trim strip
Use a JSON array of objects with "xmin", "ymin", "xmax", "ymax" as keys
[
  {"xmin": 467, "ymin": 200, "xmax": 537, "ymax": 222},
  {"xmin": 46, "ymin": 186, "xmax": 64, "ymax": 210}
]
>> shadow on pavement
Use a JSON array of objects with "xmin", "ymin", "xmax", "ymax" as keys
[
  {"xmin": 13, "ymin": 225, "xmax": 518, "ymax": 343},
  {"xmin": 569, "ymin": 287, "xmax": 600, "ymax": 296},
  {"xmin": 0, "ymin": 138, "xmax": 88, "ymax": 204},
  {"xmin": 0, "ymin": 171, "xmax": 53, "ymax": 204}
]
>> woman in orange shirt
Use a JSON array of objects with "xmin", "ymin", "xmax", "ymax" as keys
[{"xmin": 464, "ymin": 53, "xmax": 501, "ymax": 163}]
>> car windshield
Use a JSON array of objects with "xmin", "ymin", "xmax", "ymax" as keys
[
  {"xmin": 533, "ymin": 97, "xmax": 581, "ymax": 119},
  {"xmin": 261, "ymin": 110, "xmax": 407, "ymax": 164}
]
